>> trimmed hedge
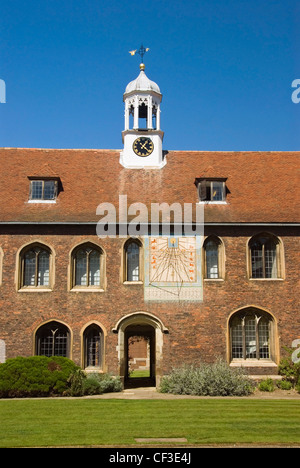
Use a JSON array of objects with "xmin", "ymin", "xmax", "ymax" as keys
[{"xmin": 0, "ymin": 356, "xmax": 79, "ymax": 398}]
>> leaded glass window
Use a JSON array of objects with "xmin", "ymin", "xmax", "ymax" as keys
[
  {"xmin": 22, "ymin": 246, "xmax": 50, "ymax": 287},
  {"xmin": 231, "ymin": 310, "xmax": 271, "ymax": 360},
  {"xmin": 250, "ymin": 235, "xmax": 278, "ymax": 278},
  {"xmin": 84, "ymin": 324, "xmax": 102, "ymax": 368},
  {"xmin": 126, "ymin": 241, "xmax": 140, "ymax": 281},
  {"xmin": 205, "ymin": 239, "xmax": 219, "ymax": 279},
  {"xmin": 36, "ymin": 321, "xmax": 69, "ymax": 358},
  {"xmin": 74, "ymin": 245, "xmax": 101, "ymax": 287},
  {"xmin": 204, "ymin": 236, "xmax": 224, "ymax": 279},
  {"xmin": 198, "ymin": 179, "xmax": 226, "ymax": 202},
  {"xmin": 30, "ymin": 180, "xmax": 57, "ymax": 200}
]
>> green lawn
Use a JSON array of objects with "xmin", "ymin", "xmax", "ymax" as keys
[
  {"xmin": 0, "ymin": 399, "xmax": 299, "ymax": 447},
  {"xmin": 129, "ymin": 369, "xmax": 150, "ymax": 378}
]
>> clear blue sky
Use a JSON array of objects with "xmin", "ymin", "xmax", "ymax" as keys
[{"xmin": 1, "ymin": 0, "xmax": 299, "ymax": 151}]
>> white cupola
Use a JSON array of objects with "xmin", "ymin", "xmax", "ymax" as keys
[{"xmin": 120, "ymin": 63, "xmax": 165, "ymax": 169}]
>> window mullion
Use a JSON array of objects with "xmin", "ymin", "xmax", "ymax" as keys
[
  {"xmin": 52, "ymin": 329, "xmax": 56, "ymax": 357},
  {"xmin": 86, "ymin": 251, "xmax": 90, "ymax": 287},
  {"xmin": 276, "ymin": 243, "xmax": 280, "ymax": 278},
  {"xmin": 262, "ymin": 244, "xmax": 266, "ymax": 278},
  {"xmin": 21, "ymin": 256, "xmax": 25, "ymax": 287},
  {"xmin": 255, "ymin": 316, "xmax": 260, "ymax": 360},
  {"xmin": 242, "ymin": 317, "xmax": 246, "ymax": 360},
  {"xmin": 73, "ymin": 253, "xmax": 76, "ymax": 288},
  {"xmin": 35, "ymin": 251, "xmax": 39, "ymax": 287},
  {"xmin": 99, "ymin": 253, "xmax": 102, "ymax": 285}
]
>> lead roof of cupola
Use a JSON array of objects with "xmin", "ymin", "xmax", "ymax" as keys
[{"xmin": 124, "ymin": 65, "xmax": 161, "ymax": 96}]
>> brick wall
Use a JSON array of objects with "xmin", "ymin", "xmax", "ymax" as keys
[{"xmin": 0, "ymin": 224, "xmax": 299, "ymax": 376}]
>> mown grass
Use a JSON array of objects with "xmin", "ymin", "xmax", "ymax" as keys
[
  {"xmin": 129, "ymin": 369, "xmax": 150, "ymax": 378},
  {"xmin": 0, "ymin": 399, "xmax": 299, "ymax": 447}
]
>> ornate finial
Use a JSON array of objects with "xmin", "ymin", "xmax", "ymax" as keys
[{"xmin": 128, "ymin": 44, "xmax": 150, "ymax": 66}]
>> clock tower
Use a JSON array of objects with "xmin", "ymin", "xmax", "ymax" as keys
[{"xmin": 120, "ymin": 62, "xmax": 165, "ymax": 169}]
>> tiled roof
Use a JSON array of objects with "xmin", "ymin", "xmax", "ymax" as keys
[{"xmin": 0, "ymin": 148, "xmax": 299, "ymax": 224}]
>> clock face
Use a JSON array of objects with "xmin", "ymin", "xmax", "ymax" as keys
[{"xmin": 133, "ymin": 137, "xmax": 154, "ymax": 157}]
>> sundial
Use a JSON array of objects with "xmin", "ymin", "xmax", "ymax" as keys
[{"xmin": 147, "ymin": 237, "xmax": 198, "ymax": 299}]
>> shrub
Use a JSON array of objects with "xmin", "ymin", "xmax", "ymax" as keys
[
  {"xmin": 277, "ymin": 379, "xmax": 293, "ymax": 390},
  {"xmin": 67, "ymin": 369, "xmax": 86, "ymax": 396},
  {"xmin": 278, "ymin": 347, "xmax": 300, "ymax": 384},
  {"xmin": 0, "ymin": 356, "xmax": 79, "ymax": 398},
  {"xmin": 83, "ymin": 373, "xmax": 123, "ymax": 395},
  {"xmin": 258, "ymin": 378, "xmax": 275, "ymax": 392},
  {"xmin": 160, "ymin": 360, "xmax": 254, "ymax": 396},
  {"xmin": 67, "ymin": 371, "xmax": 123, "ymax": 396},
  {"xmin": 82, "ymin": 375, "xmax": 101, "ymax": 395}
]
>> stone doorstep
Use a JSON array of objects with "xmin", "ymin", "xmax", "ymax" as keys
[{"xmin": 123, "ymin": 387, "xmax": 157, "ymax": 394}]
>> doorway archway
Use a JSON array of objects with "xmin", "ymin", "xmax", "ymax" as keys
[
  {"xmin": 125, "ymin": 324, "xmax": 155, "ymax": 387},
  {"xmin": 113, "ymin": 312, "xmax": 168, "ymax": 388}
]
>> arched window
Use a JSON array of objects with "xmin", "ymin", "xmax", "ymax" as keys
[
  {"xmin": 124, "ymin": 239, "xmax": 142, "ymax": 282},
  {"xmin": 249, "ymin": 234, "xmax": 283, "ymax": 279},
  {"xmin": 230, "ymin": 308, "xmax": 274, "ymax": 361},
  {"xmin": 35, "ymin": 321, "xmax": 70, "ymax": 358},
  {"xmin": 203, "ymin": 236, "xmax": 224, "ymax": 279},
  {"xmin": 72, "ymin": 243, "xmax": 103, "ymax": 288},
  {"xmin": 83, "ymin": 324, "xmax": 103, "ymax": 369},
  {"xmin": 20, "ymin": 243, "xmax": 52, "ymax": 289}
]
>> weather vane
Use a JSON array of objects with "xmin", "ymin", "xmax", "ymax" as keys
[{"xmin": 129, "ymin": 44, "xmax": 150, "ymax": 63}]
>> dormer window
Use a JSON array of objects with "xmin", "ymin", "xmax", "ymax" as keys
[
  {"xmin": 196, "ymin": 178, "xmax": 227, "ymax": 203},
  {"xmin": 28, "ymin": 178, "xmax": 59, "ymax": 202}
]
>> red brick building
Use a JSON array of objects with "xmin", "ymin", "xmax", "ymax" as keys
[{"xmin": 0, "ymin": 65, "xmax": 299, "ymax": 387}]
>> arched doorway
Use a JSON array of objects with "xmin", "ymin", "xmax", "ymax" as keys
[
  {"xmin": 125, "ymin": 324, "xmax": 155, "ymax": 387},
  {"xmin": 113, "ymin": 312, "xmax": 168, "ymax": 388}
]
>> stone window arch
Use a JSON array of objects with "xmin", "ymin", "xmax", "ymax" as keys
[
  {"xmin": 248, "ymin": 233, "xmax": 284, "ymax": 279},
  {"xmin": 35, "ymin": 321, "xmax": 71, "ymax": 358},
  {"xmin": 71, "ymin": 242, "xmax": 105, "ymax": 290},
  {"xmin": 83, "ymin": 323, "xmax": 104, "ymax": 370},
  {"xmin": 123, "ymin": 238, "xmax": 143, "ymax": 283},
  {"xmin": 203, "ymin": 236, "xmax": 225, "ymax": 279},
  {"xmin": 18, "ymin": 242, "xmax": 54, "ymax": 290},
  {"xmin": 229, "ymin": 307, "xmax": 276, "ymax": 362}
]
